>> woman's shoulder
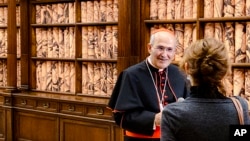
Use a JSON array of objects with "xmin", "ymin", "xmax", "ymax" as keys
[{"xmin": 232, "ymin": 96, "xmax": 249, "ymax": 111}]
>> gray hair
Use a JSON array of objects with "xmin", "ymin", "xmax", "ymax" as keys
[
  {"xmin": 149, "ymin": 34, "xmax": 155, "ymax": 45},
  {"xmin": 149, "ymin": 31, "xmax": 177, "ymax": 47}
]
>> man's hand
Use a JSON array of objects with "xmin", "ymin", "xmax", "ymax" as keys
[{"xmin": 154, "ymin": 112, "xmax": 162, "ymax": 126}]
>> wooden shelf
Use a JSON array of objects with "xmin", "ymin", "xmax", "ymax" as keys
[
  {"xmin": 199, "ymin": 16, "xmax": 250, "ymax": 22},
  {"xmin": 30, "ymin": 0, "xmax": 74, "ymax": 4},
  {"xmin": 145, "ymin": 17, "xmax": 250, "ymax": 24},
  {"xmin": 231, "ymin": 63, "xmax": 250, "ymax": 68},
  {"xmin": 31, "ymin": 23, "xmax": 76, "ymax": 27},
  {"xmin": 144, "ymin": 19, "xmax": 197, "ymax": 24},
  {"xmin": 0, "ymin": 3, "xmax": 8, "ymax": 7},
  {"xmin": 172, "ymin": 62, "xmax": 250, "ymax": 68},
  {"xmin": 30, "ymin": 57, "xmax": 117, "ymax": 63},
  {"xmin": 31, "ymin": 57, "xmax": 75, "ymax": 61},
  {"xmin": 0, "ymin": 26, "xmax": 7, "ymax": 29},
  {"xmin": 76, "ymin": 22, "xmax": 118, "ymax": 26},
  {"xmin": 76, "ymin": 58, "xmax": 117, "ymax": 63},
  {"xmin": 0, "ymin": 57, "xmax": 7, "ymax": 59}
]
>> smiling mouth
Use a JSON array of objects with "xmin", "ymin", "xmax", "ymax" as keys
[{"xmin": 158, "ymin": 58, "xmax": 167, "ymax": 61}]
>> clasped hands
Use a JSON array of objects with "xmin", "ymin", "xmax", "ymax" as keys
[{"xmin": 154, "ymin": 111, "xmax": 162, "ymax": 126}]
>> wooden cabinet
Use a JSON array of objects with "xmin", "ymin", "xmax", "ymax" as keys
[
  {"xmin": 14, "ymin": 111, "xmax": 59, "ymax": 141},
  {"xmin": 0, "ymin": 0, "xmax": 131, "ymax": 140},
  {"xmin": 12, "ymin": 93, "xmax": 123, "ymax": 141},
  {"xmin": 60, "ymin": 118, "xmax": 111, "ymax": 141},
  {"xmin": 29, "ymin": 0, "xmax": 119, "ymax": 96}
]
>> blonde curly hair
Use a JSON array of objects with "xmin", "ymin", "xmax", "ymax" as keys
[{"xmin": 179, "ymin": 38, "xmax": 231, "ymax": 95}]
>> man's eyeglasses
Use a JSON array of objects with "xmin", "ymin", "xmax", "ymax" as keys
[{"xmin": 153, "ymin": 46, "xmax": 175, "ymax": 53}]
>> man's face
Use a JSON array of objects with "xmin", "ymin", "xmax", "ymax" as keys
[{"xmin": 148, "ymin": 32, "xmax": 176, "ymax": 69}]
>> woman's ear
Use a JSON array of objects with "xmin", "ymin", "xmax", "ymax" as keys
[{"xmin": 184, "ymin": 62, "xmax": 189, "ymax": 74}]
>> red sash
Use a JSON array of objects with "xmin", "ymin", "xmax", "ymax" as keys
[{"xmin": 125, "ymin": 126, "xmax": 160, "ymax": 138}]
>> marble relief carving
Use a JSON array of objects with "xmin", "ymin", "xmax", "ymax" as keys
[
  {"xmin": 52, "ymin": 27, "xmax": 59, "ymax": 58},
  {"xmin": 174, "ymin": 0, "xmax": 184, "ymax": 61},
  {"xmin": 94, "ymin": 1, "xmax": 100, "ymax": 22},
  {"xmin": 204, "ymin": 0, "xmax": 214, "ymax": 38},
  {"xmin": 69, "ymin": 27, "xmax": 75, "ymax": 58},
  {"xmin": 52, "ymin": 61, "xmax": 59, "ymax": 91},
  {"xmin": 87, "ymin": 1, "xmax": 94, "ymax": 22},
  {"xmin": 234, "ymin": 0, "xmax": 246, "ymax": 98},
  {"xmin": 64, "ymin": 27, "xmax": 69, "ymax": 58},
  {"xmin": 52, "ymin": 4, "xmax": 58, "ymax": 24},
  {"xmin": 59, "ymin": 28, "xmax": 65, "ymax": 58},
  {"xmin": 214, "ymin": 0, "xmax": 224, "ymax": 41},
  {"xmin": 82, "ymin": 27, "xmax": 88, "ymax": 58},
  {"xmin": 100, "ymin": 63, "xmax": 107, "ymax": 95},
  {"xmin": 70, "ymin": 63, "xmax": 75, "ymax": 93},
  {"xmin": 46, "ymin": 61, "xmax": 52, "ymax": 91},
  {"xmin": 36, "ymin": 3, "xmax": 74, "ymax": 24},
  {"xmin": 148, "ymin": 0, "xmax": 250, "ymax": 103},
  {"xmin": 246, "ymin": 0, "xmax": 250, "ymax": 106},
  {"xmin": 184, "ymin": 0, "xmax": 193, "ymax": 50},
  {"xmin": 99, "ymin": 26, "xmax": 106, "ymax": 59},
  {"xmin": 234, "ymin": 22, "xmax": 246, "ymax": 97},
  {"xmin": 106, "ymin": 26, "xmax": 113, "ymax": 59},
  {"xmin": 0, "ymin": 61, "xmax": 4, "ymax": 86},
  {"xmin": 150, "ymin": 0, "xmax": 158, "ymax": 20},
  {"xmin": 0, "ymin": 7, "xmax": 8, "ymax": 26},
  {"xmin": 235, "ymin": 0, "xmax": 245, "ymax": 17},
  {"xmin": 94, "ymin": 62, "xmax": 102, "ymax": 95},
  {"xmin": 192, "ymin": 0, "xmax": 197, "ymax": 43},
  {"xmin": 174, "ymin": 24, "xmax": 184, "ymax": 62},
  {"xmin": 94, "ymin": 26, "xmax": 101, "ymax": 58},
  {"xmin": 106, "ymin": 0, "xmax": 113, "ymax": 21},
  {"xmin": 166, "ymin": 0, "xmax": 175, "ymax": 30},
  {"xmin": 82, "ymin": 63, "xmax": 88, "ymax": 94},
  {"xmin": 81, "ymin": 62, "xmax": 117, "ymax": 96},
  {"xmin": 87, "ymin": 26, "xmax": 95, "ymax": 58},
  {"xmin": 245, "ymin": 70, "xmax": 250, "ymax": 108},
  {"xmin": 35, "ymin": 3, "xmax": 76, "ymax": 93},
  {"xmin": 106, "ymin": 63, "xmax": 113, "ymax": 95},
  {"xmin": 112, "ymin": 26, "xmax": 118, "ymax": 59},
  {"xmin": 69, "ymin": 3, "xmax": 75, "ymax": 23},
  {"xmin": 33, "ymin": 1, "xmax": 119, "ymax": 95},
  {"xmin": 79, "ymin": 0, "xmax": 119, "ymax": 95},
  {"xmin": 58, "ymin": 61, "xmax": 65, "ymax": 92},
  {"xmin": 64, "ymin": 62, "xmax": 71, "ymax": 92},
  {"xmin": 87, "ymin": 62, "xmax": 94, "ymax": 94},
  {"xmin": 81, "ymin": 1, "xmax": 87, "ymax": 22},
  {"xmin": 99, "ymin": 0, "xmax": 107, "ymax": 22},
  {"xmin": 0, "ymin": 7, "xmax": 4, "ymax": 25},
  {"xmin": 47, "ymin": 28, "xmax": 53, "ymax": 58},
  {"xmin": 0, "ymin": 29, "xmax": 7, "ymax": 57},
  {"xmin": 158, "ymin": 0, "xmax": 167, "ymax": 20},
  {"xmin": 113, "ymin": 0, "xmax": 118, "ymax": 21}
]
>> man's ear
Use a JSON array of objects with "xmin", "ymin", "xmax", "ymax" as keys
[{"xmin": 147, "ymin": 43, "xmax": 152, "ymax": 54}]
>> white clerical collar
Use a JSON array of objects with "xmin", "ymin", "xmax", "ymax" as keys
[{"xmin": 147, "ymin": 57, "xmax": 164, "ymax": 71}]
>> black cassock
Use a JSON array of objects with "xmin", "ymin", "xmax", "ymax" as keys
[{"xmin": 108, "ymin": 60, "xmax": 190, "ymax": 138}]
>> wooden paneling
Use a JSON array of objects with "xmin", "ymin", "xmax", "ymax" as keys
[
  {"xmin": 60, "ymin": 102, "xmax": 84, "ymax": 116},
  {"xmin": 1, "ymin": 0, "xmax": 139, "ymax": 141},
  {"xmin": 9, "ymin": 93, "xmax": 122, "ymax": 141},
  {"xmin": 14, "ymin": 112, "xmax": 58, "ymax": 141},
  {"xmin": 60, "ymin": 118, "xmax": 111, "ymax": 141},
  {"xmin": 0, "ymin": 108, "xmax": 5, "ymax": 139}
]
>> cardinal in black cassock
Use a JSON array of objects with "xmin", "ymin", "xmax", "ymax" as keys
[{"xmin": 108, "ymin": 59, "xmax": 190, "ymax": 141}]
